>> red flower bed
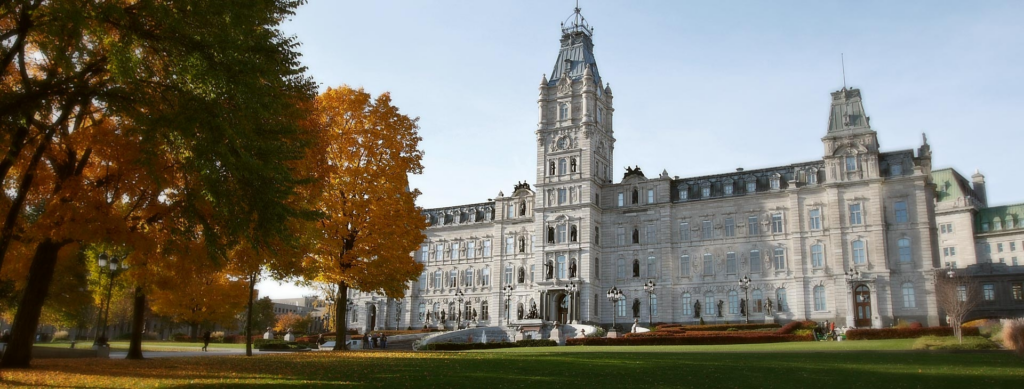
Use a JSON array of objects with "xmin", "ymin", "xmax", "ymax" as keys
[
  {"xmin": 844, "ymin": 326, "xmax": 980, "ymax": 340},
  {"xmin": 568, "ymin": 333, "xmax": 808, "ymax": 346},
  {"xmin": 678, "ymin": 323, "xmax": 781, "ymax": 332}
]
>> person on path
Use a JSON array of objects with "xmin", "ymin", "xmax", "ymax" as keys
[
  {"xmin": 382, "ymin": 333, "xmax": 388, "ymax": 349},
  {"xmin": 362, "ymin": 333, "xmax": 369, "ymax": 350},
  {"xmin": 202, "ymin": 330, "xmax": 212, "ymax": 352}
]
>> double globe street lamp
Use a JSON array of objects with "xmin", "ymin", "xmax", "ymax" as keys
[
  {"xmin": 738, "ymin": 275, "xmax": 752, "ymax": 324},
  {"xmin": 606, "ymin": 286, "xmax": 624, "ymax": 329},
  {"xmin": 95, "ymin": 252, "xmax": 127, "ymax": 346}
]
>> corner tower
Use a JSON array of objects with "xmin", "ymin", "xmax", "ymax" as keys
[
  {"xmin": 532, "ymin": 7, "xmax": 613, "ymax": 324},
  {"xmin": 822, "ymin": 88, "xmax": 881, "ymax": 182}
]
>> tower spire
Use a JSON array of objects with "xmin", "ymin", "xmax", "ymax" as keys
[{"xmin": 841, "ymin": 53, "xmax": 847, "ymax": 89}]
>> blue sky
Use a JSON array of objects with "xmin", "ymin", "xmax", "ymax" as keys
[{"xmin": 259, "ymin": 0, "xmax": 1024, "ymax": 299}]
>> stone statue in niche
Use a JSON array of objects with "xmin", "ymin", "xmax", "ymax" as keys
[
  {"xmin": 517, "ymin": 303, "xmax": 524, "ymax": 320},
  {"xmin": 569, "ymin": 261, "xmax": 577, "ymax": 278},
  {"xmin": 693, "ymin": 300, "xmax": 702, "ymax": 318},
  {"xmin": 765, "ymin": 297, "xmax": 773, "ymax": 316},
  {"xmin": 528, "ymin": 301, "xmax": 539, "ymax": 319},
  {"xmin": 518, "ymin": 237, "xmax": 526, "ymax": 253},
  {"xmin": 545, "ymin": 260, "xmax": 553, "ymax": 279},
  {"xmin": 717, "ymin": 300, "xmax": 724, "ymax": 317},
  {"xmin": 570, "ymin": 157, "xmax": 577, "ymax": 172},
  {"xmin": 632, "ymin": 259, "xmax": 640, "ymax": 278},
  {"xmin": 632, "ymin": 298, "xmax": 641, "ymax": 318}
]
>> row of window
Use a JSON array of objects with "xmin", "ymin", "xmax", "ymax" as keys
[
  {"xmin": 616, "ymin": 187, "xmax": 656, "ymax": 207},
  {"xmin": 980, "ymin": 282, "xmax": 1024, "ymax": 303},
  {"xmin": 980, "ymin": 216, "xmax": 1020, "ymax": 232},
  {"xmin": 420, "ymin": 240, "xmax": 493, "ymax": 262},
  {"xmin": 411, "ymin": 301, "xmax": 490, "ymax": 323},
  {"xmin": 423, "ymin": 268, "xmax": 493, "ymax": 289}
]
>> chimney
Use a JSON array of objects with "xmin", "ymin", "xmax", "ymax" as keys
[{"xmin": 971, "ymin": 169, "xmax": 987, "ymax": 207}]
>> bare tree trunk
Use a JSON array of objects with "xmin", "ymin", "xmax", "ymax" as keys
[
  {"xmin": 0, "ymin": 239, "xmax": 64, "ymax": 367},
  {"xmin": 126, "ymin": 286, "xmax": 146, "ymax": 359},
  {"xmin": 244, "ymin": 271, "xmax": 258, "ymax": 356},
  {"xmin": 333, "ymin": 281, "xmax": 349, "ymax": 351}
]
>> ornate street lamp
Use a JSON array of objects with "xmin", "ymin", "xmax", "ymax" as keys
[
  {"xmin": 503, "ymin": 284, "xmax": 514, "ymax": 325},
  {"xmin": 94, "ymin": 252, "xmax": 126, "ymax": 346},
  {"xmin": 395, "ymin": 299, "xmax": 403, "ymax": 330},
  {"xmin": 454, "ymin": 287, "xmax": 465, "ymax": 330},
  {"xmin": 606, "ymin": 286, "xmax": 624, "ymax": 329},
  {"xmin": 643, "ymin": 280, "xmax": 656, "ymax": 327},
  {"xmin": 738, "ymin": 275, "xmax": 752, "ymax": 324},
  {"xmin": 566, "ymin": 281, "xmax": 578, "ymax": 323}
]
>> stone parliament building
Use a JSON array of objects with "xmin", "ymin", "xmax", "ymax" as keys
[{"xmin": 346, "ymin": 10, "xmax": 1024, "ymax": 334}]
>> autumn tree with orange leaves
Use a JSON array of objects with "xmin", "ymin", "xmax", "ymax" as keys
[{"xmin": 304, "ymin": 86, "xmax": 427, "ymax": 350}]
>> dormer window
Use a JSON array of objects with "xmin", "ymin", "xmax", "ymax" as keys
[
  {"xmin": 678, "ymin": 185, "xmax": 689, "ymax": 200},
  {"xmin": 890, "ymin": 164, "xmax": 902, "ymax": 176},
  {"xmin": 808, "ymin": 169, "xmax": 818, "ymax": 184},
  {"xmin": 701, "ymin": 186, "xmax": 711, "ymax": 198},
  {"xmin": 559, "ymin": 103, "xmax": 569, "ymax": 120},
  {"xmin": 770, "ymin": 174, "xmax": 781, "ymax": 190},
  {"xmin": 723, "ymin": 180, "xmax": 734, "ymax": 195},
  {"xmin": 746, "ymin": 181, "xmax": 756, "ymax": 193}
]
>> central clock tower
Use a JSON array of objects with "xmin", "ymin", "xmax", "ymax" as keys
[{"xmin": 531, "ymin": 7, "xmax": 614, "ymax": 323}]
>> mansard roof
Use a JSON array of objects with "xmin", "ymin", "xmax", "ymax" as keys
[
  {"xmin": 976, "ymin": 203, "xmax": 1024, "ymax": 233},
  {"xmin": 932, "ymin": 168, "xmax": 981, "ymax": 204},
  {"xmin": 547, "ymin": 9, "xmax": 602, "ymax": 88}
]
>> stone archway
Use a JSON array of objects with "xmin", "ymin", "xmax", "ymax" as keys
[{"xmin": 368, "ymin": 304, "xmax": 378, "ymax": 332}]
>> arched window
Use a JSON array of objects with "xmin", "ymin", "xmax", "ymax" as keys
[
  {"xmin": 678, "ymin": 185, "xmax": 689, "ymax": 200},
  {"xmin": 418, "ymin": 303, "xmax": 426, "ymax": 322},
  {"xmin": 898, "ymin": 238, "xmax": 912, "ymax": 263},
  {"xmin": 559, "ymin": 158, "xmax": 567, "ymax": 175},
  {"xmin": 704, "ymin": 292, "xmax": 715, "ymax": 316},
  {"xmin": 776, "ymin": 288, "xmax": 788, "ymax": 312},
  {"xmin": 681, "ymin": 293, "xmax": 692, "ymax": 316},
  {"xmin": 902, "ymin": 282, "xmax": 916, "ymax": 308},
  {"xmin": 616, "ymin": 298, "xmax": 626, "ymax": 317},
  {"xmin": 853, "ymin": 240, "xmax": 866, "ymax": 264},
  {"xmin": 770, "ymin": 174, "xmax": 781, "ymax": 190},
  {"xmin": 752, "ymin": 289, "xmax": 763, "ymax": 313},
  {"xmin": 728, "ymin": 290, "xmax": 739, "ymax": 315},
  {"xmin": 559, "ymin": 103, "xmax": 569, "ymax": 120},
  {"xmin": 616, "ymin": 258, "xmax": 625, "ymax": 279},
  {"xmin": 813, "ymin": 286, "xmax": 826, "ymax": 311}
]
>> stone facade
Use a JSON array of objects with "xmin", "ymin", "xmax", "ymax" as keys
[{"xmin": 342, "ymin": 10, "xmax": 1024, "ymax": 333}]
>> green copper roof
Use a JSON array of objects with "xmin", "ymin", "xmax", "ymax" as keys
[
  {"xmin": 976, "ymin": 203, "xmax": 1024, "ymax": 233},
  {"xmin": 931, "ymin": 168, "xmax": 974, "ymax": 203}
]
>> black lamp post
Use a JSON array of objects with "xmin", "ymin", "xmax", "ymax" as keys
[
  {"xmin": 454, "ymin": 287, "xmax": 465, "ymax": 330},
  {"xmin": 566, "ymin": 281, "xmax": 578, "ymax": 323},
  {"xmin": 738, "ymin": 276, "xmax": 751, "ymax": 324},
  {"xmin": 395, "ymin": 299, "xmax": 403, "ymax": 330},
  {"xmin": 643, "ymin": 280, "xmax": 656, "ymax": 327},
  {"xmin": 95, "ymin": 253, "xmax": 126, "ymax": 346},
  {"xmin": 606, "ymin": 286, "xmax": 623, "ymax": 329},
  {"xmin": 503, "ymin": 284, "xmax": 514, "ymax": 325}
]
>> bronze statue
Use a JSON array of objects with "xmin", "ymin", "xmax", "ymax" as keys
[
  {"xmin": 694, "ymin": 300, "xmax": 701, "ymax": 318},
  {"xmin": 716, "ymin": 300, "xmax": 724, "ymax": 318},
  {"xmin": 632, "ymin": 298, "xmax": 641, "ymax": 318}
]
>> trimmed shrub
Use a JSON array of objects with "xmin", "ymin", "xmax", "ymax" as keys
[
  {"xmin": 516, "ymin": 339, "xmax": 558, "ymax": 347},
  {"xmin": 777, "ymin": 321, "xmax": 817, "ymax": 335},
  {"xmin": 679, "ymin": 323, "xmax": 780, "ymax": 332},
  {"xmin": 909, "ymin": 322, "xmax": 923, "ymax": 329},
  {"xmin": 1002, "ymin": 318, "xmax": 1024, "ymax": 355},
  {"xmin": 420, "ymin": 342, "xmax": 518, "ymax": 351},
  {"xmin": 912, "ymin": 336, "xmax": 1000, "ymax": 351},
  {"xmin": 845, "ymin": 326, "xmax": 979, "ymax": 340},
  {"xmin": 568, "ymin": 334, "xmax": 806, "ymax": 346}
]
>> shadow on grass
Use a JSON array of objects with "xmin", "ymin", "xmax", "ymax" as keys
[{"xmin": 4, "ymin": 350, "xmax": 1023, "ymax": 388}]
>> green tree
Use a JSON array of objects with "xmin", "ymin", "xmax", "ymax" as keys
[
  {"xmin": 0, "ymin": 0, "xmax": 316, "ymax": 367},
  {"xmin": 249, "ymin": 297, "xmax": 277, "ymax": 335}
]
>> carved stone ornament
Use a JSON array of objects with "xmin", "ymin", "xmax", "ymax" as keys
[{"xmin": 558, "ymin": 77, "xmax": 572, "ymax": 95}]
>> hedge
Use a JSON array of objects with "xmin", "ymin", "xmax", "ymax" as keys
[
  {"xmin": 567, "ymin": 334, "xmax": 808, "ymax": 346},
  {"xmin": 419, "ymin": 339, "xmax": 557, "ymax": 351},
  {"xmin": 677, "ymin": 323, "xmax": 781, "ymax": 332},
  {"xmin": 777, "ymin": 321, "xmax": 817, "ymax": 334},
  {"xmin": 844, "ymin": 327, "xmax": 980, "ymax": 340}
]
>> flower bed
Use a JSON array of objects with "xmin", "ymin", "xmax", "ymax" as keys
[
  {"xmin": 844, "ymin": 327, "xmax": 979, "ymax": 340},
  {"xmin": 419, "ymin": 339, "xmax": 557, "ymax": 351},
  {"xmin": 675, "ymin": 323, "xmax": 781, "ymax": 332},
  {"xmin": 568, "ymin": 334, "xmax": 808, "ymax": 346}
]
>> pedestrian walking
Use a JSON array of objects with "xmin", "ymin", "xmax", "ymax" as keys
[
  {"xmin": 362, "ymin": 333, "xmax": 369, "ymax": 350},
  {"xmin": 382, "ymin": 333, "xmax": 388, "ymax": 349},
  {"xmin": 202, "ymin": 330, "xmax": 212, "ymax": 352}
]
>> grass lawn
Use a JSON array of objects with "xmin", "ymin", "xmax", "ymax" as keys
[{"xmin": 3, "ymin": 340, "xmax": 1022, "ymax": 388}]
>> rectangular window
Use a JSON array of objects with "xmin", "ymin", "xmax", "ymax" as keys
[
  {"xmin": 853, "ymin": 240, "xmax": 866, "ymax": 264},
  {"xmin": 483, "ymin": 240, "xmax": 491, "ymax": 257},
  {"xmin": 811, "ymin": 244, "xmax": 824, "ymax": 268},
  {"xmin": 943, "ymin": 247, "xmax": 956, "ymax": 257},
  {"xmin": 726, "ymin": 252, "xmax": 737, "ymax": 274},
  {"xmin": 849, "ymin": 204, "xmax": 863, "ymax": 225},
  {"xmin": 505, "ymin": 237, "xmax": 514, "ymax": 254},
  {"xmin": 452, "ymin": 243, "xmax": 460, "ymax": 259},
  {"xmin": 1011, "ymin": 242, "xmax": 1017, "ymax": 251},
  {"xmin": 436, "ymin": 244, "xmax": 445, "ymax": 259},
  {"xmin": 998, "ymin": 243, "xmax": 1004, "ymax": 253},
  {"xmin": 748, "ymin": 216, "xmax": 759, "ymax": 235},
  {"xmin": 646, "ymin": 224, "xmax": 656, "ymax": 244},
  {"xmin": 899, "ymin": 238, "xmax": 912, "ymax": 263},
  {"xmin": 703, "ymin": 253, "xmax": 714, "ymax": 275},
  {"xmin": 1013, "ymin": 283, "xmax": 1022, "ymax": 301},
  {"xmin": 616, "ymin": 227, "xmax": 626, "ymax": 245},
  {"xmin": 680, "ymin": 255, "xmax": 691, "ymax": 277},
  {"xmin": 702, "ymin": 220, "xmax": 713, "ymax": 240},
  {"xmin": 647, "ymin": 189, "xmax": 654, "ymax": 204},
  {"xmin": 482, "ymin": 268, "xmax": 490, "ymax": 286},
  {"xmin": 809, "ymin": 209, "xmax": 822, "ymax": 230},
  {"xmin": 846, "ymin": 156, "xmax": 857, "ymax": 171},
  {"xmin": 558, "ymin": 189, "xmax": 567, "ymax": 204},
  {"xmin": 940, "ymin": 223, "xmax": 953, "ymax": 234},
  {"xmin": 750, "ymin": 250, "xmax": 761, "ymax": 273},
  {"xmin": 647, "ymin": 256, "xmax": 657, "ymax": 278},
  {"xmin": 557, "ymin": 225, "xmax": 567, "ymax": 243},
  {"xmin": 463, "ymin": 269, "xmax": 473, "ymax": 286},
  {"xmin": 557, "ymin": 255, "xmax": 566, "ymax": 279},
  {"xmin": 983, "ymin": 284, "xmax": 996, "ymax": 302},
  {"xmin": 421, "ymin": 245, "xmax": 430, "ymax": 262},
  {"xmin": 771, "ymin": 213, "xmax": 784, "ymax": 233},
  {"xmin": 894, "ymin": 201, "xmax": 908, "ymax": 223},
  {"xmin": 814, "ymin": 286, "xmax": 827, "ymax": 311},
  {"xmin": 724, "ymin": 218, "xmax": 735, "ymax": 237},
  {"xmin": 679, "ymin": 222, "xmax": 690, "ymax": 241},
  {"xmin": 616, "ymin": 259, "xmax": 625, "ymax": 279},
  {"xmin": 466, "ymin": 242, "xmax": 475, "ymax": 258},
  {"xmin": 773, "ymin": 248, "xmax": 785, "ymax": 270},
  {"xmin": 617, "ymin": 192, "xmax": 624, "ymax": 207}
]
